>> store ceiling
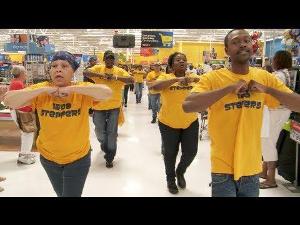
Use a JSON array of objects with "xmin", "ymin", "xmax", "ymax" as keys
[{"xmin": 0, "ymin": 29, "xmax": 286, "ymax": 55}]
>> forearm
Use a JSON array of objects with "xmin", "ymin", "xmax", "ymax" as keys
[
  {"xmin": 83, "ymin": 70, "xmax": 105, "ymax": 79},
  {"xmin": 4, "ymin": 88, "xmax": 47, "ymax": 109},
  {"xmin": 113, "ymin": 76, "xmax": 134, "ymax": 84},
  {"xmin": 70, "ymin": 85, "xmax": 112, "ymax": 101},
  {"xmin": 151, "ymin": 79, "xmax": 178, "ymax": 91},
  {"xmin": 266, "ymin": 87, "xmax": 300, "ymax": 112},
  {"xmin": 183, "ymin": 85, "xmax": 233, "ymax": 112}
]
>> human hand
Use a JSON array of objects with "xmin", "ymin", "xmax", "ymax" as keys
[
  {"xmin": 230, "ymin": 80, "xmax": 248, "ymax": 95},
  {"xmin": 248, "ymin": 80, "xmax": 268, "ymax": 93},
  {"xmin": 177, "ymin": 77, "xmax": 188, "ymax": 86},
  {"xmin": 56, "ymin": 86, "xmax": 74, "ymax": 97}
]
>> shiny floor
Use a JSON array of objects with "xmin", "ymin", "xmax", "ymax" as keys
[{"xmin": 0, "ymin": 91, "xmax": 299, "ymax": 197}]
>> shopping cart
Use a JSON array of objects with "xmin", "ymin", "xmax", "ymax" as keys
[{"xmin": 199, "ymin": 111, "xmax": 208, "ymax": 140}]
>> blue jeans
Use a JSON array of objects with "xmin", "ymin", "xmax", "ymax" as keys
[
  {"xmin": 211, "ymin": 173, "xmax": 260, "ymax": 197},
  {"xmin": 40, "ymin": 151, "xmax": 91, "ymax": 197},
  {"xmin": 149, "ymin": 93, "xmax": 160, "ymax": 118},
  {"xmin": 93, "ymin": 108, "xmax": 120, "ymax": 162},
  {"xmin": 135, "ymin": 82, "xmax": 143, "ymax": 102}
]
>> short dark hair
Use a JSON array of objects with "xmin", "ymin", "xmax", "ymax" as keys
[
  {"xmin": 224, "ymin": 29, "xmax": 247, "ymax": 47},
  {"xmin": 168, "ymin": 52, "xmax": 186, "ymax": 68},
  {"xmin": 103, "ymin": 50, "xmax": 115, "ymax": 61},
  {"xmin": 273, "ymin": 50, "xmax": 292, "ymax": 70}
]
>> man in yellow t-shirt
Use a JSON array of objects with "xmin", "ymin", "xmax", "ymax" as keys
[
  {"xmin": 83, "ymin": 50, "xmax": 134, "ymax": 168},
  {"xmin": 183, "ymin": 29, "xmax": 300, "ymax": 197},
  {"xmin": 132, "ymin": 65, "xmax": 146, "ymax": 104},
  {"xmin": 151, "ymin": 52, "xmax": 200, "ymax": 195},
  {"xmin": 146, "ymin": 62, "xmax": 163, "ymax": 123},
  {"xmin": 4, "ymin": 51, "xmax": 112, "ymax": 197}
]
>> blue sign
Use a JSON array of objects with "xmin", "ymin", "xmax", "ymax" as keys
[
  {"xmin": 44, "ymin": 44, "xmax": 55, "ymax": 53},
  {"xmin": 141, "ymin": 31, "xmax": 173, "ymax": 48},
  {"xmin": 4, "ymin": 43, "xmax": 28, "ymax": 52}
]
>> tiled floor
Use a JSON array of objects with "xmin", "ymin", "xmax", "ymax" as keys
[{"xmin": 0, "ymin": 91, "xmax": 299, "ymax": 197}]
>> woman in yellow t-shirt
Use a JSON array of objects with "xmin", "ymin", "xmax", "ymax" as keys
[
  {"xmin": 4, "ymin": 51, "xmax": 112, "ymax": 197},
  {"xmin": 151, "ymin": 52, "xmax": 200, "ymax": 194}
]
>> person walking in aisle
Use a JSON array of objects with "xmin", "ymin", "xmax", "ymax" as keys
[
  {"xmin": 183, "ymin": 29, "xmax": 300, "ymax": 197},
  {"xmin": 4, "ymin": 51, "xmax": 112, "ymax": 197},
  {"xmin": 260, "ymin": 50, "xmax": 293, "ymax": 189},
  {"xmin": 9, "ymin": 66, "xmax": 36, "ymax": 165},
  {"xmin": 83, "ymin": 56, "xmax": 97, "ymax": 115},
  {"xmin": 121, "ymin": 64, "xmax": 132, "ymax": 107},
  {"xmin": 151, "ymin": 52, "xmax": 200, "ymax": 194},
  {"xmin": 132, "ymin": 65, "xmax": 146, "ymax": 104},
  {"xmin": 146, "ymin": 62, "xmax": 163, "ymax": 123},
  {"xmin": 83, "ymin": 50, "xmax": 134, "ymax": 168}
]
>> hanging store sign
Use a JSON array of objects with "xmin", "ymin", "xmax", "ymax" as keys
[
  {"xmin": 141, "ymin": 31, "xmax": 173, "ymax": 48},
  {"xmin": 4, "ymin": 43, "xmax": 28, "ymax": 52},
  {"xmin": 290, "ymin": 120, "xmax": 300, "ymax": 144}
]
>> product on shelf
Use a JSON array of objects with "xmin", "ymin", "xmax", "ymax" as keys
[{"xmin": 25, "ymin": 54, "xmax": 50, "ymax": 84}]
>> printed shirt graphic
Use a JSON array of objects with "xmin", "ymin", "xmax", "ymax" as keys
[
  {"xmin": 146, "ymin": 71, "xmax": 164, "ymax": 94},
  {"xmin": 133, "ymin": 70, "xmax": 145, "ymax": 83},
  {"xmin": 191, "ymin": 67, "xmax": 293, "ymax": 180},
  {"xmin": 157, "ymin": 73, "xmax": 199, "ymax": 129},
  {"xmin": 25, "ymin": 81, "xmax": 95, "ymax": 164},
  {"xmin": 88, "ymin": 65, "xmax": 130, "ymax": 110}
]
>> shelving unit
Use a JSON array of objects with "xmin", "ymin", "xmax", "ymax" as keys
[{"xmin": 25, "ymin": 54, "xmax": 49, "ymax": 85}]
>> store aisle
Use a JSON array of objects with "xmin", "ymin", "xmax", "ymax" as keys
[{"xmin": 0, "ymin": 91, "xmax": 299, "ymax": 197}]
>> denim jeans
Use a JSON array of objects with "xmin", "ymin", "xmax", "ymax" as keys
[
  {"xmin": 135, "ymin": 82, "xmax": 143, "ymax": 102},
  {"xmin": 123, "ymin": 85, "xmax": 130, "ymax": 105},
  {"xmin": 211, "ymin": 173, "xmax": 260, "ymax": 197},
  {"xmin": 93, "ymin": 108, "xmax": 120, "ymax": 162},
  {"xmin": 40, "ymin": 151, "xmax": 91, "ymax": 197},
  {"xmin": 159, "ymin": 120, "xmax": 199, "ymax": 182},
  {"xmin": 149, "ymin": 94, "xmax": 160, "ymax": 119}
]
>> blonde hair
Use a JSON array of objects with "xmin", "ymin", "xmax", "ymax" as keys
[{"xmin": 11, "ymin": 65, "xmax": 26, "ymax": 78}]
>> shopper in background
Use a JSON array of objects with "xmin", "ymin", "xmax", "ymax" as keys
[
  {"xmin": 9, "ymin": 66, "xmax": 36, "ymax": 165},
  {"xmin": 260, "ymin": 50, "xmax": 293, "ymax": 189},
  {"xmin": 146, "ymin": 62, "xmax": 163, "ymax": 123},
  {"xmin": 83, "ymin": 50, "xmax": 134, "ymax": 168},
  {"xmin": 186, "ymin": 64, "xmax": 197, "ymax": 74},
  {"xmin": 121, "ymin": 64, "xmax": 132, "ymax": 107},
  {"xmin": 132, "ymin": 65, "xmax": 146, "ymax": 104},
  {"xmin": 4, "ymin": 51, "xmax": 112, "ymax": 197},
  {"xmin": 84, "ymin": 56, "xmax": 97, "ymax": 115},
  {"xmin": 202, "ymin": 61, "xmax": 212, "ymax": 73},
  {"xmin": 0, "ymin": 88, "xmax": 7, "ymax": 192},
  {"xmin": 183, "ymin": 29, "xmax": 300, "ymax": 197},
  {"xmin": 151, "ymin": 52, "xmax": 200, "ymax": 194}
]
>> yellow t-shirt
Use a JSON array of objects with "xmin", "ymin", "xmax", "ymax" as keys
[
  {"xmin": 191, "ymin": 67, "xmax": 293, "ymax": 180},
  {"xmin": 146, "ymin": 71, "xmax": 164, "ymax": 94},
  {"xmin": 88, "ymin": 65, "xmax": 130, "ymax": 110},
  {"xmin": 133, "ymin": 70, "xmax": 145, "ymax": 83},
  {"xmin": 26, "ymin": 81, "xmax": 96, "ymax": 164},
  {"xmin": 157, "ymin": 73, "xmax": 199, "ymax": 129}
]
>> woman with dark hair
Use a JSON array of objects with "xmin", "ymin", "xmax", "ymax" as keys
[
  {"xmin": 151, "ymin": 52, "xmax": 200, "ymax": 194},
  {"xmin": 260, "ymin": 50, "xmax": 293, "ymax": 189},
  {"xmin": 4, "ymin": 51, "xmax": 112, "ymax": 197}
]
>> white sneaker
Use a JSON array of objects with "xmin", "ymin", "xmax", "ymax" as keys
[{"xmin": 17, "ymin": 154, "xmax": 36, "ymax": 165}]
